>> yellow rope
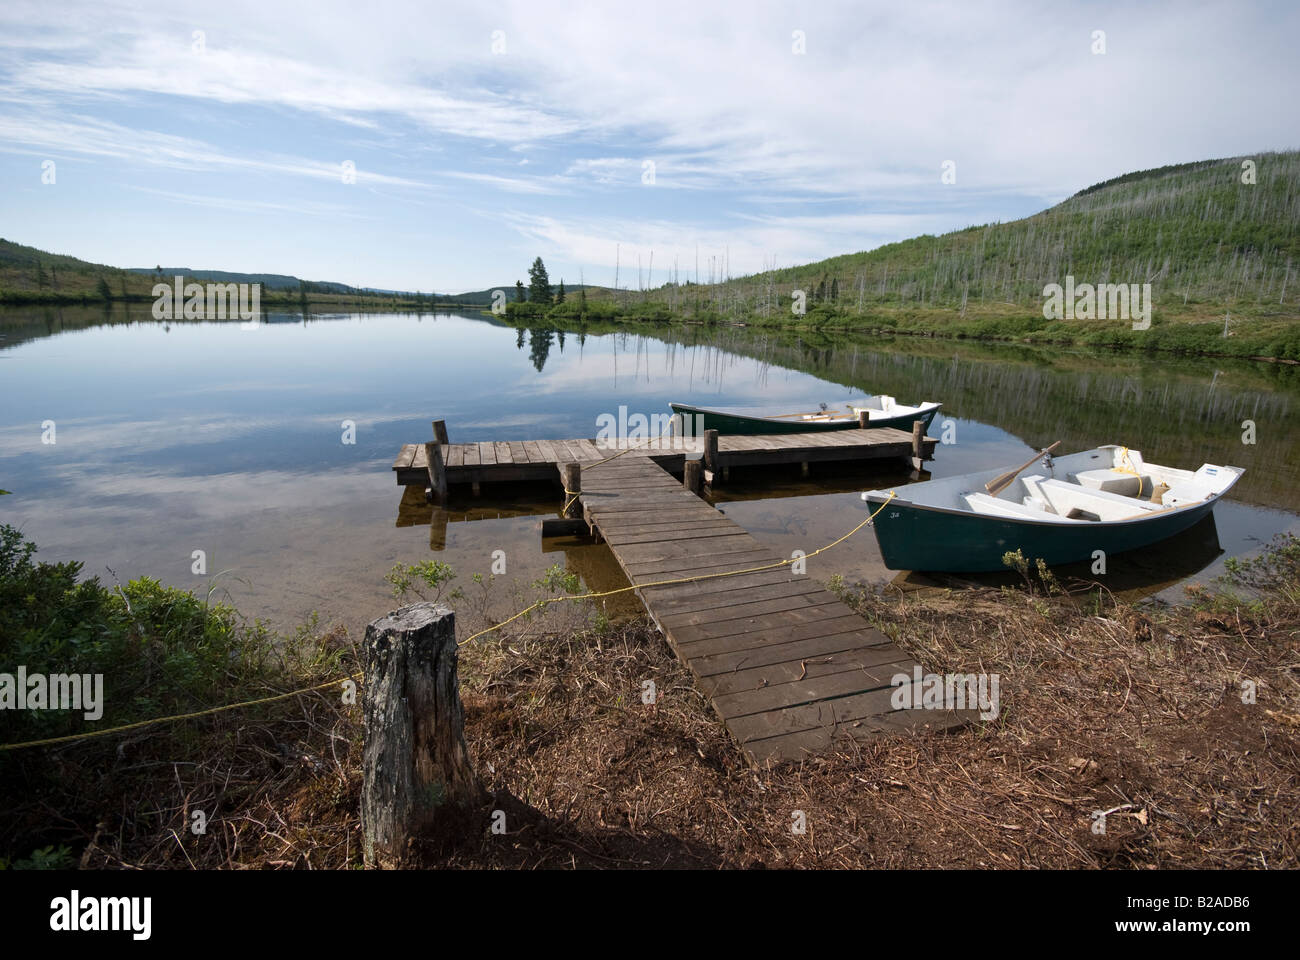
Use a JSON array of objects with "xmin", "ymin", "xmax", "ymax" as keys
[
  {"xmin": 1116, "ymin": 446, "xmax": 1145, "ymax": 497},
  {"xmin": 459, "ymin": 490, "xmax": 897, "ymax": 646},
  {"xmin": 0, "ymin": 673, "xmax": 362, "ymax": 753}
]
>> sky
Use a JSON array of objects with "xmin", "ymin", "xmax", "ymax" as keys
[{"xmin": 0, "ymin": 0, "xmax": 1296, "ymax": 293}]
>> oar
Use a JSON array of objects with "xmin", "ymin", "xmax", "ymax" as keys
[
  {"xmin": 985, "ymin": 441, "xmax": 1061, "ymax": 496},
  {"xmin": 769, "ymin": 409, "xmax": 846, "ymax": 419}
]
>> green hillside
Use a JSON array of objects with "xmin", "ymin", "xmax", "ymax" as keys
[
  {"xmin": 560, "ymin": 151, "xmax": 1300, "ymax": 359},
  {"xmin": 747, "ymin": 151, "xmax": 1298, "ymax": 312}
]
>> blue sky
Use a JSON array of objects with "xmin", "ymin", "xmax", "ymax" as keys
[{"xmin": 0, "ymin": 0, "xmax": 1296, "ymax": 293}]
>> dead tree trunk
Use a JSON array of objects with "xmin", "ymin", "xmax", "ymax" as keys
[{"xmin": 362, "ymin": 603, "xmax": 480, "ymax": 867}]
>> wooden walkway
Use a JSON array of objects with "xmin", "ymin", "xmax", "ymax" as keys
[
  {"xmin": 572, "ymin": 455, "xmax": 968, "ymax": 764},
  {"xmin": 392, "ymin": 438, "xmax": 682, "ymax": 487},
  {"xmin": 392, "ymin": 423, "xmax": 935, "ymax": 491}
]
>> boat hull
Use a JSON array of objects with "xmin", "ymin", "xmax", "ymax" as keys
[
  {"xmin": 864, "ymin": 494, "xmax": 1222, "ymax": 572},
  {"xmin": 670, "ymin": 402, "xmax": 940, "ymax": 436}
]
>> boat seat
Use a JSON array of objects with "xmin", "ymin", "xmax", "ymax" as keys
[
  {"xmin": 962, "ymin": 492, "xmax": 1075, "ymax": 522},
  {"xmin": 1074, "ymin": 468, "xmax": 1148, "ymax": 497},
  {"xmin": 1038, "ymin": 479, "xmax": 1163, "ymax": 521},
  {"xmin": 1161, "ymin": 482, "xmax": 1212, "ymax": 508}
]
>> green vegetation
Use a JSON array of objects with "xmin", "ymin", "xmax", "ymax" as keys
[
  {"xmin": 0, "ymin": 524, "xmax": 345, "ymax": 747},
  {"xmin": 0, "ymin": 523, "xmax": 351, "ymax": 863},
  {"xmin": 499, "ymin": 152, "xmax": 1300, "ymax": 361}
]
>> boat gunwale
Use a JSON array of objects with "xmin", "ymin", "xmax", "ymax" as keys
[
  {"xmin": 863, "ymin": 451, "xmax": 1244, "ymax": 529},
  {"xmin": 669, "ymin": 399, "xmax": 943, "ymax": 426}
]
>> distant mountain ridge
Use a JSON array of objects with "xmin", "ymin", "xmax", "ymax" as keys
[{"xmin": 125, "ymin": 268, "xmax": 359, "ymax": 294}]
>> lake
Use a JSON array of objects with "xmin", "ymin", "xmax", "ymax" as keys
[{"xmin": 1, "ymin": 305, "xmax": 1296, "ymax": 640}]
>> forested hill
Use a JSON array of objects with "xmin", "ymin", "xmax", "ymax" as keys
[{"xmin": 701, "ymin": 151, "xmax": 1300, "ymax": 314}]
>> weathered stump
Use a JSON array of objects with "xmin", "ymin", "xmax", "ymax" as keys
[{"xmin": 362, "ymin": 603, "xmax": 479, "ymax": 868}]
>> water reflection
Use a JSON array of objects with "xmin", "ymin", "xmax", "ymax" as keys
[{"xmin": 1, "ymin": 304, "xmax": 1296, "ymax": 638}]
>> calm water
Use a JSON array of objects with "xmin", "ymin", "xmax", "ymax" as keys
[{"xmin": 1, "ymin": 306, "xmax": 1296, "ymax": 638}]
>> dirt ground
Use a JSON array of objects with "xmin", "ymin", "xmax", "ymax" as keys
[{"xmin": 54, "ymin": 550, "xmax": 1297, "ymax": 871}]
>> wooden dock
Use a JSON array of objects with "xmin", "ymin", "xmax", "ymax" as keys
[
  {"xmin": 392, "ymin": 419, "xmax": 936, "ymax": 495},
  {"xmin": 702, "ymin": 425, "xmax": 935, "ymax": 483},
  {"xmin": 388, "ymin": 417, "xmax": 961, "ymax": 763},
  {"xmin": 569, "ymin": 454, "xmax": 967, "ymax": 764}
]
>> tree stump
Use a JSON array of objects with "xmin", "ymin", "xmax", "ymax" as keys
[{"xmin": 362, "ymin": 603, "xmax": 480, "ymax": 867}]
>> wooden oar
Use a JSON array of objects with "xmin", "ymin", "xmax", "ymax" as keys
[{"xmin": 985, "ymin": 441, "xmax": 1061, "ymax": 496}]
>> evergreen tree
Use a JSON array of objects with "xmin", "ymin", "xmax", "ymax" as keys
[
  {"xmin": 515, "ymin": 280, "xmax": 526, "ymax": 302},
  {"xmin": 96, "ymin": 276, "xmax": 112, "ymax": 300},
  {"xmin": 830, "ymin": 277, "xmax": 839, "ymax": 301},
  {"xmin": 578, "ymin": 284, "xmax": 588, "ymax": 314},
  {"xmin": 528, "ymin": 257, "xmax": 552, "ymax": 305},
  {"xmin": 556, "ymin": 279, "xmax": 566, "ymax": 304}
]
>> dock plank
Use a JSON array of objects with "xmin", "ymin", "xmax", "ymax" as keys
[{"xmin": 392, "ymin": 443, "xmax": 418, "ymax": 470}]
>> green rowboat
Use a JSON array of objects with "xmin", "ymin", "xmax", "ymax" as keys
[
  {"xmin": 862, "ymin": 445, "xmax": 1244, "ymax": 572},
  {"xmin": 670, "ymin": 397, "xmax": 942, "ymax": 436}
]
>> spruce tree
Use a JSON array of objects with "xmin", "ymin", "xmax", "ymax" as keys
[{"xmin": 528, "ymin": 257, "xmax": 552, "ymax": 305}]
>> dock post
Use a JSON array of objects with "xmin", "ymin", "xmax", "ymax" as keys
[
  {"xmin": 425, "ymin": 441, "xmax": 448, "ymax": 503},
  {"xmin": 704, "ymin": 429, "xmax": 721, "ymax": 485},
  {"xmin": 562, "ymin": 462, "xmax": 582, "ymax": 518},
  {"xmin": 858, "ymin": 410, "xmax": 870, "ymax": 429},
  {"xmin": 683, "ymin": 458, "xmax": 703, "ymax": 495},
  {"xmin": 362, "ymin": 603, "xmax": 481, "ymax": 868},
  {"xmin": 911, "ymin": 420, "xmax": 925, "ymax": 471},
  {"xmin": 432, "ymin": 419, "xmax": 449, "ymax": 445}
]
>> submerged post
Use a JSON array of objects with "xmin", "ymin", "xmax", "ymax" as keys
[
  {"xmin": 562, "ymin": 462, "xmax": 582, "ymax": 518},
  {"xmin": 425, "ymin": 441, "xmax": 448, "ymax": 503},
  {"xmin": 362, "ymin": 603, "xmax": 480, "ymax": 868},
  {"xmin": 683, "ymin": 458, "xmax": 703, "ymax": 495}
]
